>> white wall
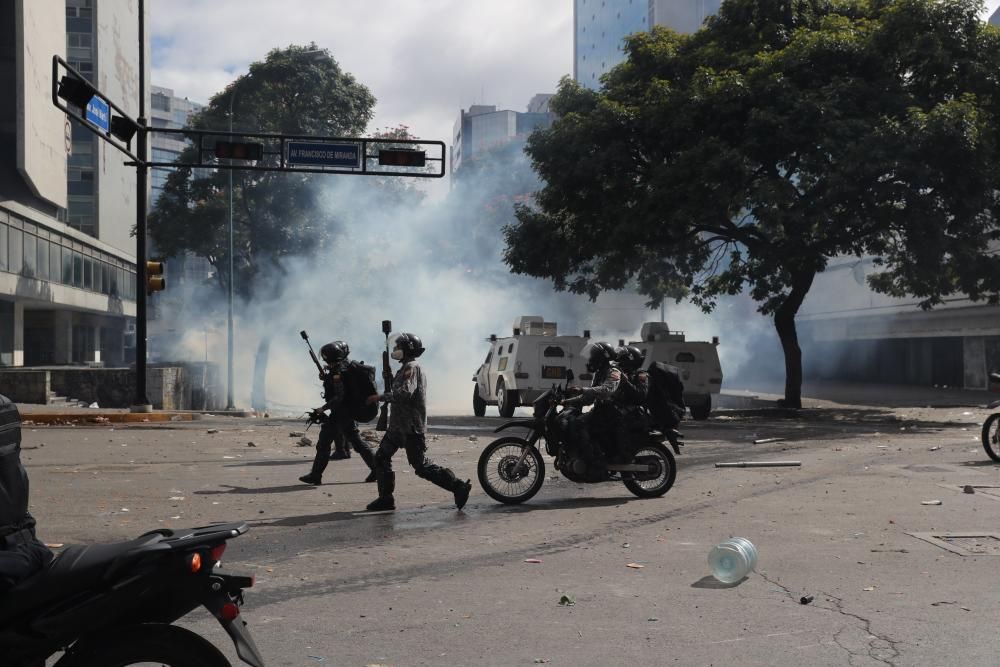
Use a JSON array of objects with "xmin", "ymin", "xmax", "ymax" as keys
[{"xmin": 15, "ymin": 0, "xmax": 68, "ymax": 210}]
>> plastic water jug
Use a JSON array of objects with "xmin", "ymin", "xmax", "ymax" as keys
[{"xmin": 707, "ymin": 537, "xmax": 758, "ymax": 584}]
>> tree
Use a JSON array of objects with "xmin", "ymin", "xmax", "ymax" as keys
[
  {"xmin": 505, "ymin": 0, "xmax": 1000, "ymax": 407},
  {"xmin": 148, "ymin": 44, "xmax": 376, "ymax": 408}
]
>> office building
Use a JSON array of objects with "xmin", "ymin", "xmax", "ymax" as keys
[
  {"xmin": 574, "ymin": 0, "xmax": 722, "ymax": 89},
  {"xmin": 451, "ymin": 97, "xmax": 556, "ymax": 176},
  {"xmin": 0, "ymin": 0, "xmax": 147, "ymax": 367}
]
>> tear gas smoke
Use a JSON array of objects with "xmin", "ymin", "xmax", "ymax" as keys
[{"xmin": 156, "ymin": 153, "xmax": 782, "ymax": 413}]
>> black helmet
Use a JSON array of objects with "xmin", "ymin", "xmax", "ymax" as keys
[
  {"xmin": 394, "ymin": 332, "xmax": 425, "ymax": 358},
  {"xmin": 583, "ymin": 342, "xmax": 616, "ymax": 373},
  {"xmin": 616, "ymin": 345, "xmax": 645, "ymax": 372},
  {"xmin": 320, "ymin": 340, "xmax": 349, "ymax": 364}
]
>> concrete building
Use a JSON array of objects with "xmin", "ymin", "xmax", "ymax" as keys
[
  {"xmin": 0, "ymin": 0, "xmax": 147, "ymax": 368},
  {"xmin": 574, "ymin": 0, "xmax": 722, "ymax": 89},
  {"xmin": 451, "ymin": 98, "xmax": 556, "ymax": 177}
]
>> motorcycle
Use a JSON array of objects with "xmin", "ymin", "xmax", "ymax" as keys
[
  {"xmin": 981, "ymin": 372, "xmax": 1000, "ymax": 462},
  {"xmin": 477, "ymin": 382, "xmax": 678, "ymax": 504},
  {"xmin": 0, "ymin": 522, "xmax": 264, "ymax": 667}
]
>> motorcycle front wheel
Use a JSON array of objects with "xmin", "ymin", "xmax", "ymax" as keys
[
  {"xmin": 477, "ymin": 436, "xmax": 545, "ymax": 504},
  {"xmin": 623, "ymin": 443, "xmax": 677, "ymax": 499},
  {"xmin": 65, "ymin": 623, "xmax": 231, "ymax": 667},
  {"xmin": 982, "ymin": 413, "xmax": 1000, "ymax": 462}
]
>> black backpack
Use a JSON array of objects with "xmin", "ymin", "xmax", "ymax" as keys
[
  {"xmin": 645, "ymin": 361, "xmax": 686, "ymax": 431},
  {"xmin": 342, "ymin": 361, "xmax": 379, "ymax": 423}
]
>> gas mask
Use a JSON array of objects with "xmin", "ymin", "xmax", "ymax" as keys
[{"xmin": 391, "ymin": 348, "xmax": 404, "ymax": 361}]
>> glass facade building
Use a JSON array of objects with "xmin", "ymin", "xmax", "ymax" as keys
[
  {"xmin": 574, "ymin": 0, "xmax": 723, "ymax": 90},
  {"xmin": 66, "ymin": 0, "xmax": 98, "ymax": 237}
]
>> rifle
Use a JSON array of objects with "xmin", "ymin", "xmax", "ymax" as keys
[
  {"xmin": 300, "ymin": 330, "xmax": 326, "ymax": 380},
  {"xmin": 375, "ymin": 319, "xmax": 392, "ymax": 432}
]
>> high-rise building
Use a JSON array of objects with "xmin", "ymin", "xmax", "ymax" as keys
[
  {"xmin": 0, "ymin": 0, "xmax": 147, "ymax": 367},
  {"xmin": 573, "ymin": 0, "xmax": 722, "ymax": 89},
  {"xmin": 451, "ymin": 98, "xmax": 556, "ymax": 177}
]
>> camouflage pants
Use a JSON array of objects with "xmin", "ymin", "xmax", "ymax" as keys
[{"xmin": 373, "ymin": 433, "xmax": 461, "ymax": 497}]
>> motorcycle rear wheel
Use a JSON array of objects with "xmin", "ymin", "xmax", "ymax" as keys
[
  {"xmin": 982, "ymin": 413, "xmax": 1000, "ymax": 462},
  {"xmin": 623, "ymin": 443, "xmax": 677, "ymax": 499},
  {"xmin": 478, "ymin": 436, "xmax": 545, "ymax": 504},
  {"xmin": 66, "ymin": 623, "xmax": 231, "ymax": 667}
]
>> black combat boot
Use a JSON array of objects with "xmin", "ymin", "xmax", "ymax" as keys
[
  {"xmin": 454, "ymin": 479, "xmax": 472, "ymax": 510},
  {"xmin": 298, "ymin": 473, "xmax": 321, "ymax": 485},
  {"xmin": 366, "ymin": 471, "xmax": 395, "ymax": 511},
  {"xmin": 364, "ymin": 470, "xmax": 377, "ymax": 483}
]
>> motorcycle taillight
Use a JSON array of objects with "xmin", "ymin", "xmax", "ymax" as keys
[{"xmin": 210, "ymin": 543, "xmax": 227, "ymax": 563}]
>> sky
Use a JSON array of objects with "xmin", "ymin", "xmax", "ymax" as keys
[{"xmin": 151, "ymin": 1, "xmax": 574, "ymax": 152}]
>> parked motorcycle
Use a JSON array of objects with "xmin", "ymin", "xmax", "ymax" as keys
[
  {"xmin": 477, "ymin": 384, "xmax": 678, "ymax": 504},
  {"xmin": 981, "ymin": 372, "xmax": 1000, "ymax": 462},
  {"xmin": 0, "ymin": 521, "xmax": 264, "ymax": 667}
]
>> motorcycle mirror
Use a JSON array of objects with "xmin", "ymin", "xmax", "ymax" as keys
[
  {"xmin": 382, "ymin": 320, "xmax": 393, "ymax": 334},
  {"xmin": 300, "ymin": 330, "xmax": 309, "ymax": 340}
]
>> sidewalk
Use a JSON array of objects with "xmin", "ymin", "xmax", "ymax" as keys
[{"xmin": 722, "ymin": 379, "xmax": 999, "ymax": 409}]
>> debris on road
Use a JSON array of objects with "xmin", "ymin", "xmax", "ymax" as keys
[
  {"xmin": 626, "ymin": 563, "xmax": 644, "ymax": 569},
  {"xmin": 299, "ymin": 437, "xmax": 313, "ymax": 447},
  {"xmin": 207, "ymin": 429, "xmax": 219, "ymax": 434},
  {"xmin": 800, "ymin": 595, "xmax": 814, "ymax": 605},
  {"xmin": 289, "ymin": 431, "xmax": 305, "ymax": 437},
  {"xmin": 558, "ymin": 594, "xmax": 576, "ymax": 606},
  {"xmin": 468, "ymin": 435, "xmax": 479, "ymax": 442},
  {"xmin": 524, "ymin": 559, "xmax": 542, "ymax": 564},
  {"xmin": 715, "ymin": 461, "xmax": 801, "ymax": 468},
  {"xmin": 863, "ymin": 586, "xmax": 876, "ymax": 591},
  {"xmin": 921, "ymin": 500, "xmax": 943, "ymax": 506},
  {"xmin": 247, "ymin": 442, "xmax": 257, "ymax": 447},
  {"xmin": 647, "ymin": 617, "xmax": 659, "ymax": 622},
  {"xmin": 929, "ymin": 446, "xmax": 941, "ymax": 451},
  {"xmin": 753, "ymin": 437, "xmax": 785, "ymax": 444},
  {"xmin": 963, "ymin": 485, "xmax": 975, "ymax": 494}
]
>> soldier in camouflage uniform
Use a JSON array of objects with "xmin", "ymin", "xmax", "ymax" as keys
[
  {"xmin": 364, "ymin": 333, "xmax": 472, "ymax": 512},
  {"xmin": 564, "ymin": 342, "xmax": 621, "ymax": 467},
  {"xmin": 298, "ymin": 341, "xmax": 377, "ymax": 486}
]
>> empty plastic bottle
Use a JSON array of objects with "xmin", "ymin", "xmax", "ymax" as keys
[{"xmin": 707, "ymin": 537, "xmax": 758, "ymax": 584}]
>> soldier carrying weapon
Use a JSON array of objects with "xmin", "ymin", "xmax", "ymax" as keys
[{"xmin": 298, "ymin": 333, "xmax": 377, "ymax": 486}]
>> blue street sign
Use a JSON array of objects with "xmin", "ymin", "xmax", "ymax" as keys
[
  {"xmin": 85, "ymin": 95, "xmax": 110, "ymax": 133},
  {"xmin": 286, "ymin": 140, "xmax": 361, "ymax": 168}
]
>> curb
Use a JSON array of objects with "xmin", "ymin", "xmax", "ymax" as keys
[{"xmin": 19, "ymin": 412, "xmax": 197, "ymax": 425}]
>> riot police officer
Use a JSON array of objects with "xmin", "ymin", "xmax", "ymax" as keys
[
  {"xmin": 299, "ymin": 341, "xmax": 377, "ymax": 486},
  {"xmin": 364, "ymin": 333, "xmax": 472, "ymax": 512},
  {"xmin": 565, "ymin": 341, "xmax": 623, "ymax": 466},
  {"xmin": 614, "ymin": 345, "xmax": 651, "ymax": 457}
]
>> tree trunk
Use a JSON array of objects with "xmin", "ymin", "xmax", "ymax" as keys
[
  {"xmin": 251, "ymin": 336, "xmax": 271, "ymax": 413},
  {"xmin": 773, "ymin": 271, "xmax": 815, "ymax": 409}
]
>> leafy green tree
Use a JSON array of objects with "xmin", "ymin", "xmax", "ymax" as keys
[
  {"xmin": 505, "ymin": 0, "xmax": 1000, "ymax": 407},
  {"xmin": 148, "ymin": 44, "xmax": 376, "ymax": 408}
]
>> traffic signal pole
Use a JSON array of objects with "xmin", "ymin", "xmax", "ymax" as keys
[{"xmin": 132, "ymin": 0, "xmax": 151, "ymax": 411}]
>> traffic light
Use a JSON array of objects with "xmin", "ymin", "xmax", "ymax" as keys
[
  {"xmin": 214, "ymin": 141, "xmax": 264, "ymax": 161},
  {"xmin": 56, "ymin": 74, "xmax": 96, "ymax": 109},
  {"xmin": 378, "ymin": 148, "xmax": 426, "ymax": 167},
  {"xmin": 146, "ymin": 261, "xmax": 165, "ymax": 294}
]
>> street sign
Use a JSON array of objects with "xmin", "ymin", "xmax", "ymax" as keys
[
  {"xmin": 85, "ymin": 95, "xmax": 110, "ymax": 133},
  {"xmin": 286, "ymin": 140, "xmax": 361, "ymax": 168}
]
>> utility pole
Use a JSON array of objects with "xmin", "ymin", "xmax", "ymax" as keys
[
  {"xmin": 132, "ymin": 0, "xmax": 151, "ymax": 411},
  {"xmin": 226, "ymin": 91, "xmax": 236, "ymax": 411}
]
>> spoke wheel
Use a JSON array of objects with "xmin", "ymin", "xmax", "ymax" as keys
[
  {"xmin": 623, "ymin": 443, "xmax": 676, "ymax": 499},
  {"xmin": 477, "ymin": 436, "xmax": 545, "ymax": 504},
  {"xmin": 982, "ymin": 413, "xmax": 1000, "ymax": 462}
]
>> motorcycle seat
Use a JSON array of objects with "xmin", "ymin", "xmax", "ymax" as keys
[{"xmin": 0, "ymin": 534, "xmax": 163, "ymax": 625}]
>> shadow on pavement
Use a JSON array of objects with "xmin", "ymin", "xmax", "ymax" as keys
[
  {"xmin": 257, "ymin": 510, "xmax": 362, "ymax": 528},
  {"xmin": 690, "ymin": 575, "xmax": 747, "ymax": 589},
  {"xmin": 476, "ymin": 496, "xmax": 633, "ymax": 514},
  {"xmin": 195, "ymin": 484, "xmax": 318, "ymax": 496}
]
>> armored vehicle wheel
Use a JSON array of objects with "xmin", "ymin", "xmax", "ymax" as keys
[
  {"xmin": 623, "ymin": 443, "xmax": 676, "ymax": 499},
  {"xmin": 473, "ymin": 385, "xmax": 487, "ymax": 417},
  {"xmin": 689, "ymin": 397, "xmax": 711, "ymax": 421},
  {"xmin": 497, "ymin": 379, "xmax": 517, "ymax": 418}
]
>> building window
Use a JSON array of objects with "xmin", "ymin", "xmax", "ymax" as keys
[{"xmin": 151, "ymin": 93, "xmax": 171, "ymax": 112}]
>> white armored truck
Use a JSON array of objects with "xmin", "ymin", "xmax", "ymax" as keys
[
  {"xmin": 473, "ymin": 316, "xmax": 591, "ymax": 418},
  {"xmin": 626, "ymin": 322, "xmax": 723, "ymax": 420}
]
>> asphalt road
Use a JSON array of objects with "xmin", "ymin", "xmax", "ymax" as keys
[{"xmin": 24, "ymin": 406, "xmax": 1000, "ymax": 666}]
